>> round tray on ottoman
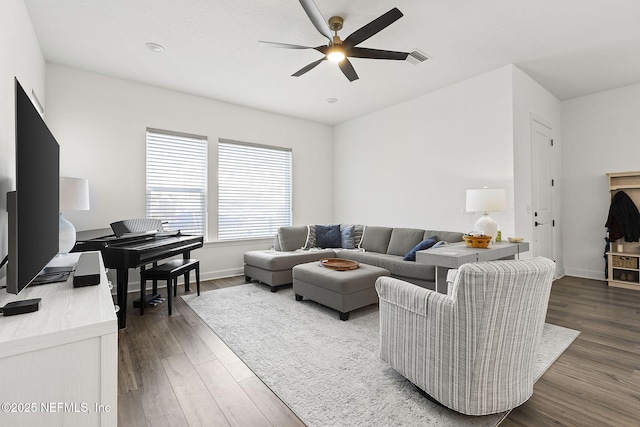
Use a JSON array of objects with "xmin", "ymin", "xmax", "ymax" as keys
[{"xmin": 320, "ymin": 258, "xmax": 359, "ymax": 270}]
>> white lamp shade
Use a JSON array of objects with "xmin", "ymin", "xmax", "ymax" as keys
[
  {"xmin": 60, "ymin": 177, "xmax": 90, "ymax": 211},
  {"xmin": 465, "ymin": 188, "xmax": 506, "ymax": 213}
]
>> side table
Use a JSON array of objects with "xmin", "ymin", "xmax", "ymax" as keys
[{"xmin": 416, "ymin": 241, "xmax": 530, "ymax": 293}]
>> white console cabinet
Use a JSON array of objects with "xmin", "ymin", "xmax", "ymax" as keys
[{"xmin": 0, "ymin": 252, "xmax": 117, "ymax": 426}]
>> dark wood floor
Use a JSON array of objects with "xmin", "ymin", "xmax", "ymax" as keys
[
  {"xmin": 117, "ymin": 275, "xmax": 640, "ymax": 426},
  {"xmin": 503, "ymin": 276, "xmax": 640, "ymax": 426}
]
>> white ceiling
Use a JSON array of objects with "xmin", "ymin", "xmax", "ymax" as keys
[{"xmin": 22, "ymin": 0, "xmax": 640, "ymax": 125}]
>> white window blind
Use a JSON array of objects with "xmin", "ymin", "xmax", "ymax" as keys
[
  {"xmin": 218, "ymin": 139, "xmax": 292, "ymax": 240},
  {"xmin": 146, "ymin": 129, "xmax": 207, "ymax": 236}
]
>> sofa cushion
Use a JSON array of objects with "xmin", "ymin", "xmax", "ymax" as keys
[
  {"xmin": 387, "ymin": 228, "xmax": 427, "ymax": 256},
  {"xmin": 403, "ymin": 237, "xmax": 438, "ymax": 261},
  {"xmin": 360, "ymin": 226, "xmax": 393, "ymax": 253},
  {"xmin": 316, "ymin": 224, "xmax": 342, "ymax": 248},
  {"xmin": 340, "ymin": 225, "xmax": 355, "ymax": 249},
  {"xmin": 425, "ymin": 230, "xmax": 464, "ymax": 244},
  {"xmin": 336, "ymin": 250, "xmax": 435, "ymax": 282},
  {"xmin": 245, "ymin": 249, "xmax": 336, "ymax": 271},
  {"xmin": 278, "ymin": 226, "xmax": 308, "ymax": 251}
]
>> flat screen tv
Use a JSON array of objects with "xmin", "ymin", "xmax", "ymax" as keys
[{"xmin": 6, "ymin": 79, "xmax": 60, "ymax": 294}]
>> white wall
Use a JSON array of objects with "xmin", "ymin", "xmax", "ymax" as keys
[
  {"xmin": 3, "ymin": 0, "xmax": 612, "ymax": 286},
  {"xmin": 511, "ymin": 66, "xmax": 563, "ymax": 274},
  {"xmin": 0, "ymin": 0, "xmax": 46, "ymax": 282},
  {"xmin": 333, "ymin": 66, "xmax": 516, "ymax": 237},
  {"xmin": 562, "ymin": 83, "xmax": 640, "ymax": 280},
  {"xmin": 332, "ymin": 65, "xmax": 566, "ymax": 273},
  {"xmin": 45, "ymin": 65, "xmax": 333, "ymax": 283}
]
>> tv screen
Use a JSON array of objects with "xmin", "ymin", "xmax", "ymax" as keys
[{"xmin": 6, "ymin": 79, "xmax": 60, "ymax": 294}]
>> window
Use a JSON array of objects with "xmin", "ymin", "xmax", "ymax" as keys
[
  {"xmin": 146, "ymin": 128, "xmax": 207, "ymax": 236},
  {"xmin": 218, "ymin": 139, "xmax": 292, "ymax": 240}
]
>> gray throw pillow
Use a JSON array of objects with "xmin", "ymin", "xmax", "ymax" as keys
[
  {"xmin": 273, "ymin": 233, "xmax": 281, "ymax": 251},
  {"xmin": 303, "ymin": 225, "xmax": 317, "ymax": 249},
  {"xmin": 354, "ymin": 225, "xmax": 365, "ymax": 248}
]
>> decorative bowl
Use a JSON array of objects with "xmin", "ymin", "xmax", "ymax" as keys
[{"xmin": 463, "ymin": 234, "xmax": 491, "ymax": 248}]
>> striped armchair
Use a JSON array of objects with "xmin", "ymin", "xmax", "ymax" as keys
[{"xmin": 375, "ymin": 257, "xmax": 555, "ymax": 416}]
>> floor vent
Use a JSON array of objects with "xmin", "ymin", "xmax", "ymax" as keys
[{"xmin": 407, "ymin": 49, "xmax": 431, "ymax": 65}]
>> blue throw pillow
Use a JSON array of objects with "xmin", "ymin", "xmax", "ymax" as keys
[
  {"xmin": 341, "ymin": 225, "xmax": 355, "ymax": 249},
  {"xmin": 403, "ymin": 237, "xmax": 438, "ymax": 261},
  {"xmin": 316, "ymin": 224, "xmax": 342, "ymax": 248}
]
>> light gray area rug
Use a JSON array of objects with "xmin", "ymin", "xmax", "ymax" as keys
[{"xmin": 184, "ymin": 283, "xmax": 580, "ymax": 427}]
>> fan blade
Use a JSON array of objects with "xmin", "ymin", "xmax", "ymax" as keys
[
  {"xmin": 339, "ymin": 58, "xmax": 359, "ymax": 82},
  {"xmin": 259, "ymin": 41, "xmax": 316, "ymax": 50},
  {"xmin": 343, "ymin": 8, "xmax": 403, "ymax": 48},
  {"xmin": 292, "ymin": 58, "xmax": 325, "ymax": 77},
  {"xmin": 299, "ymin": 0, "xmax": 333, "ymax": 42},
  {"xmin": 347, "ymin": 47, "xmax": 409, "ymax": 60}
]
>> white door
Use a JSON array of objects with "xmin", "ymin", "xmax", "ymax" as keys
[{"xmin": 531, "ymin": 118, "xmax": 554, "ymax": 260}]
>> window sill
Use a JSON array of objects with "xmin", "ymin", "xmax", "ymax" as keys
[{"xmin": 203, "ymin": 237, "xmax": 273, "ymax": 248}]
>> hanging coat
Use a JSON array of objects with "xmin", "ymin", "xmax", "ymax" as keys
[{"xmin": 605, "ymin": 191, "xmax": 640, "ymax": 242}]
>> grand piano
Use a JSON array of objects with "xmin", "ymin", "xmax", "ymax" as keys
[{"xmin": 74, "ymin": 228, "xmax": 203, "ymax": 329}]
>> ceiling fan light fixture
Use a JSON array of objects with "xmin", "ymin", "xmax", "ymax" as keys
[
  {"xmin": 262, "ymin": 5, "xmax": 407, "ymax": 80},
  {"xmin": 327, "ymin": 29, "xmax": 346, "ymax": 62},
  {"xmin": 327, "ymin": 46, "xmax": 345, "ymax": 62}
]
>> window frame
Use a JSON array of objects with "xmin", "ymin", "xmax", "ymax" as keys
[
  {"xmin": 145, "ymin": 128, "xmax": 208, "ymax": 237},
  {"xmin": 217, "ymin": 138, "xmax": 292, "ymax": 241}
]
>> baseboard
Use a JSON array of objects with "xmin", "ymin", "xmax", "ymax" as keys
[
  {"xmin": 554, "ymin": 265, "xmax": 566, "ymax": 279},
  {"xmin": 563, "ymin": 267, "xmax": 606, "ymax": 281},
  {"xmin": 108, "ymin": 268, "xmax": 245, "ymax": 295},
  {"xmin": 201, "ymin": 268, "xmax": 245, "ymax": 282}
]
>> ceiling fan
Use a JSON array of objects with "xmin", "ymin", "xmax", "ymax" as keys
[{"xmin": 260, "ymin": 0, "xmax": 409, "ymax": 82}]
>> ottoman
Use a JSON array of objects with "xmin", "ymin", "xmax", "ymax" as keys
[{"xmin": 292, "ymin": 261, "xmax": 390, "ymax": 320}]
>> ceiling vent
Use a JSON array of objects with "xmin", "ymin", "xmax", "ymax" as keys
[{"xmin": 407, "ymin": 49, "xmax": 430, "ymax": 65}]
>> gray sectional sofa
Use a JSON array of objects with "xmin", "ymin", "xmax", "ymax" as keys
[{"xmin": 244, "ymin": 224, "xmax": 464, "ymax": 291}]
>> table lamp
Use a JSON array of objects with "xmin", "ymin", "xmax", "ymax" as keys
[
  {"xmin": 465, "ymin": 187, "xmax": 506, "ymax": 242},
  {"xmin": 59, "ymin": 177, "xmax": 90, "ymax": 254}
]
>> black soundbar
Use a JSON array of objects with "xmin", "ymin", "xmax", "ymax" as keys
[{"xmin": 73, "ymin": 252, "xmax": 101, "ymax": 288}]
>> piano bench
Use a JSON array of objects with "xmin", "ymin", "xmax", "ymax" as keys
[{"xmin": 139, "ymin": 259, "xmax": 200, "ymax": 316}]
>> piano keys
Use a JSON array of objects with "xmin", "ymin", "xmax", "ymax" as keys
[{"xmin": 74, "ymin": 229, "xmax": 203, "ymax": 329}]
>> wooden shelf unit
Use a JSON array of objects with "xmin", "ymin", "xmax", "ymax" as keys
[{"xmin": 607, "ymin": 171, "xmax": 640, "ymax": 290}]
